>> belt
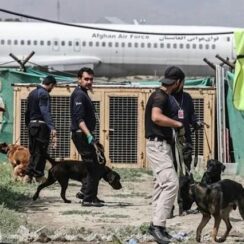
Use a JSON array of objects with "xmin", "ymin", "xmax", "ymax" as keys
[
  {"xmin": 148, "ymin": 136, "xmax": 165, "ymax": 142},
  {"xmin": 30, "ymin": 120, "xmax": 46, "ymax": 124}
]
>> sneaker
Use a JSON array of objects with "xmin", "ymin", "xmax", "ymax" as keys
[
  {"xmin": 76, "ymin": 191, "xmax": 84, "ymax": 199},
  {"xmin": 148, "ymin": 224, "xmax": 171, "ymax": 244},
  {"xmin": 82, "ymin": 200, "xmax": 104, "ymax": 207}
]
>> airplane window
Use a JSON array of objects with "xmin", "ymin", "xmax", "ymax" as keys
[
  {"xmin": 205, "ymin": 44, "xmax": 209, "ymax": 49},
  {"xmin": 61, "ymin": 41, "xmax": 65, "ymax": 46},
  {"xmin": 227, "ymin": 37, "xmax": 230, "ymax": 42},
  {"xmin": 47, "ymin": 41, "xmax": 51, "ymax": 46},
  {"xmin": 134, "ymin": 43, "xmax": 138, "ymax": 48},
  {"xmin": 186, "ymin": 44, "xmax": 190, "ymax": 49},
  {"xmin": 27, "ymin": 40, "xmax": 31, "ymax": 45},
  {"xmin": 108, "ymin": 42, "xmax": 112, "ymax": 47},
  {"xmin": 34, "ymin": 40, "xmax": 38, "ymax": 45},
  {"xmin": 147, "ymin": 43, "xmax": 151, "ymax": 48},
  {"xmin": 160, "ymin": 43, "xmax": 164, "ymax": 48},
  {"xmin": 96, "ymin": 41, "xmax": 100, "ymax": 47},
  {"xmin": 179, "ymin": 43, "xmax": 183, "ymax": 49},
  {"xmin": 167, "ymin": 43, "xmax": 171, "ymax": 48},
  {"xmin": 89, "ymin": 41, "xmax": 93, "ymax": 47},
  {"xmin": 40, "ymin": 41, "xmax": 44, "ymax": 46},
  {"xmin": 54, "ymin": 41, "xmax": 58, "ymax": 46},
  {"xmin": 0, "ymin": 40, "xmax": 4, "ymax": 45},
  {"xmin": 75, "ymin": 41, "xmax": 79, "ymax": 46},
  {"xmin": 68, "ymin": 41, "xmax": 72, "ymax": 46},
  {"xmin": 199, "ymin": 44, "xmax": 203, "ymax": 49},
  {"xmin": 115, "ymin": 42, "xmax": 119, "ymax": 47},
  {"xmin": 153, "ymin": 43, "xmax": 158, "ymax": 48},
  {"xmin": 128, "ymin": 42, "xmax": 132, "ymax": 48},
  {"xmin": 173, "ymin": 43, "xmax": 177, "ymax": 49},
  {"xmin": 21, "ymin": 40, "xmax": 25, "ymax": 45},
  {"xmin": 14, "ymin": 40, "xmax": 18, "ymax": 45},
  {"xmin": 192, "ymin": 44, "xmax": 196, "ymax": 49},
  {"xmin": 7, "ymin": 40, "xmax": 11, "ymax": 45},
  {"xmin": 141, "ymin": 43, "xmax": 145, "ymax": 48},
  {"xmin": 82, "ymin": 41, "xmax": 86, "ymax": 46},
  {"xmin": 102, "ymin": 42, "xmax": 106, "ymax": 47},
  {"xmin": 121, "ymin": 42, "xmax": 125, "ymax": 48},
  {"xmin": 212, "ymin": 44, "xmax": 216, "ymax": 49}
]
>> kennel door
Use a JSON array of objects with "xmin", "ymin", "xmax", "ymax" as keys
[{"xmin": 104, "ymin": 92, "xmax": 144, "ymax": 167}]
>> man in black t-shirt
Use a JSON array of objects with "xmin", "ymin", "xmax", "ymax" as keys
[{"xmin": 145, "ymin": 66, "xmax": 183, "ymax": 243}]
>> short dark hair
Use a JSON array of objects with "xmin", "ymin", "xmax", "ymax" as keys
[
  {"xmin": 77, "ymin": 67, "xmax": 94, "ymax": 78},
  {"xmin": 42, "ymin": 75, "xmax": 57, "ymax": 85}
]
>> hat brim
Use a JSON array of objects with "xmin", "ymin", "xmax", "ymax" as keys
[{"xmin": 159, "ymin": 78, "xmax": 177, "ymax": 85}]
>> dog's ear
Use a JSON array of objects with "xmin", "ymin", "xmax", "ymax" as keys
[{"xmin": 221, "ymin": 163, "xmax": 226, "ymax": 172}]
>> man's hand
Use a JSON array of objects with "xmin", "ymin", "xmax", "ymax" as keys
[
  {"xmin": 51, "ymin": 129, "xmax": 57, "ymax": 149},
  {"xmin": 87, "ymin": 134, "xmax": 95, "ymax": 144},
  {"xmin": 194, "ymin": 121, "xmax": 204, "ymax": 130}
]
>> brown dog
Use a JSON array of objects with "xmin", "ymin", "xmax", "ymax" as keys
[{"xmin": 0, "ymin": 142, "xmax": 30, "ymax": 181}]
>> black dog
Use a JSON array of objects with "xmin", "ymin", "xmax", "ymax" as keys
[
  {"xmin": 201, "ymin": 159, "xmax": 226, "ymax": 185},
  {"xmin": 191, "ymin": 179, "xmax": 244, "ymax": 242},
  {"xmin": 33, "ymin": 156, "xmax": 122, "ymax": 203}
]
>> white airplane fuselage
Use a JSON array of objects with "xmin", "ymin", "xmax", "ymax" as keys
[{"xmin": 0, "ymin": 22, "xmax": 237, "ymax": 77}]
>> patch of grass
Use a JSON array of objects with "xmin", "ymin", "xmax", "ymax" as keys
[
  {"xmin": 0, "ymin": 162, "xmax": 36, "ymax": 239},
  {"xmin": 139, "ymin": 222, "xmax": 149, "ymax": 234},
  {"xmin": 0, "ymin": 163, "xmax": 35, "ymax": 209},
  {"xmin": 62, "ymin": 210, "xmax": 92, "ymax": 215},
  {"xmin": 115, "ymin": 168, "xmax": 152, "ymax": 182}
]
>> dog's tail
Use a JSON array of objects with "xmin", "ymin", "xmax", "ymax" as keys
[
  {"xmin": 45, "ymin": 154, "xmax": 57, "ymax": 166},
  {"xmin": 237, "ymin": 188, "xmax": 244, "ymax": 220}
]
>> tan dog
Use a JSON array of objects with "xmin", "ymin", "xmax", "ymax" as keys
[{"xmin": 0, "ymin": 142, "xmax": 30, "ymax": 181}]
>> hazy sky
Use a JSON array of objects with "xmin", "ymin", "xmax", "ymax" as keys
[{"xmin": 0, "ymin": 0, "xmax": 243, "ymax": 27}]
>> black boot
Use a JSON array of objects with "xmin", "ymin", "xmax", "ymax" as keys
[{"xmin": 148, "ymin": 224, "xmax": 172, "ymax": 244}]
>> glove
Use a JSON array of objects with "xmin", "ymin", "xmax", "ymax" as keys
[
  {"xmin": 87, "ymin": 134, "xmax": 95, "ymax": 144},
  {"xmin": 193, "ymin": 121, "xmax": 204, "ymax": 130}
]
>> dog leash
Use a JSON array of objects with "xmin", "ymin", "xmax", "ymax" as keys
[{"xmin": 93, "ymin": 142, "xmax": 106, "ymax": 165}]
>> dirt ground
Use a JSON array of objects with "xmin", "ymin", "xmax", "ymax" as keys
[{"xmin": 13, "ymin": 171, "xmax": 244, "ymax": 243}]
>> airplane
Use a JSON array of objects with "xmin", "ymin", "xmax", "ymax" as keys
[{"xmin": 0, "ymin": 21, "xmax": 237, "ymax": 77}]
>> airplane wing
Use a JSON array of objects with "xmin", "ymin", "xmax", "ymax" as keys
[{"xmin": 0, "ymin": 56, "xmax": 101, "ymax": 67}]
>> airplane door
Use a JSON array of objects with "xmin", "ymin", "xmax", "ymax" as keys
[
  {"xmin": 73, "ymin": 39, "xmax": 81, "ymax": 52},
  {"xmin": 52, "ymin": 38, "xmax": 60, "ymax": 51}
]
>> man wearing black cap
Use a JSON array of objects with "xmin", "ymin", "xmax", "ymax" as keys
[
  {"xmin": 24, "ymin": 75, "xmax": 57, "ymax": 183},
  {"xmin": 145, "ymin": 66, "xmax": 183, "ymax": 243}
]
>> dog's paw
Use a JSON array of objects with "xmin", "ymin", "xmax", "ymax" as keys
[
  {"xmin": 196, "ymin": 236, "xmax": 201, "ymax": 242},
  {"xmin": 32, "ymin": 194, "xmax": 38, "ymax": 201},
  {"xmin": 215, "ymin": 237, "xmax": 226, "ymax": 243},
  {"xmin": 64, "ymin": 200, "xmax": 71, "ymax": 203}
]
